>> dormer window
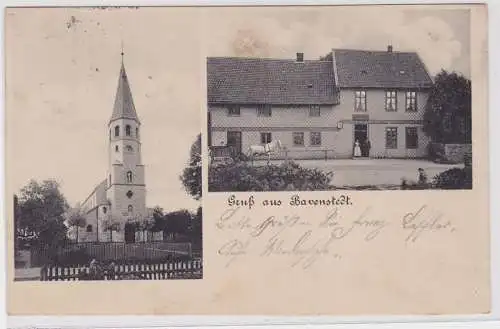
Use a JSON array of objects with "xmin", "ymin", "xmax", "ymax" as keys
[
  {"xmin": 114, "ymin": 125, "xmax": 120, "ymax": 137},
  {"xmin": 126, "ymin": 125, "xmax": 131, "ymax": 136}
]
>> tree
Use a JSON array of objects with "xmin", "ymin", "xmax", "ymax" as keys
[
  {"xmin": 17, "ymin": 179, "xmax": 69, "ymax": 247},
  {"xmin": 65, "ymin": 204, "xmax": 87, "ymax": 242},
  {"xmin": 164, "ymin": 209, "xmax": 191, "ymax": 240},
  {"xmin": 150, "ymin": 206, "xmax": 165, "ymax": 232},
  {"xmin": 423, "ymin": 70, "xmax": 472, "ymax": 144},
  {"xmin": 180, "ymin": 134, "xmax": 202, "ymax": 200}
]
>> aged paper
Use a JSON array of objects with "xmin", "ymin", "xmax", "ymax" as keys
[{"xmin": 6, "ymin": 4, "xmax": 489, "ymax": 315}]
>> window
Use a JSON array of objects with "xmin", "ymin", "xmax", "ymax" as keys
[
  {"xmin": 405, "ymin": 127, "xmax": 418, "ymax": 149},
  {"xmin": 126, "ymin": 171, "xmax": 133, "ymax": 183},
  {"xmin": 385, "ymin": 127, "xmax": 398, "ymax": 149},
  {"xmin": 227, "ymin": 105, "xmax": 240, "ymax": 116},
  {"xmin": 128, "ymin": 205, "xmax": 133, "ymax": 213},
  {"xmin": 115, "ymin": 145, "xmax": 119, "ymax": 152},
  {"xmin": 103, "ymin": 206, "xmax": 107, "ymax": 214},
  {"xmin": 293, "ymin": 132, "xmax": 304, "ymax": 146},
  {"xmin": 86, "ymin": 225, "xmax": 93, "ymax": 233},
  {"xmin": 260, "ymin": 132, "xmax": 272, "ymax": 144},
  {"xmin": 405, "ymin": 91, "xmax": 417, "ymax": 112},
  {"xmin": 125, "ymin": 145, "xmax": 133, "ymax": 152},
  {"xmin": 257, "ymin": 105, "xmax": 272, "ymax": 117},
  {"xmin": 126, "ymin": 125, "xmax": 131, "ymax": 136},
  {"xmin": 136, "ymin": 128, "xmax": 139, "ymax": 138},
  {"xmin": 309, "ymin": 105, "xmax": 321, "ymax": 117},
  {"xmin": 114, "ymin": 125, "xmax": 120, "ymax": 137},
  {"xmin": 109, "ymin": 174, "xmax": 111, "ymax": 185},
  {"xmin": 385, "ymin": 90, "xmax": 397, "ymax": 111},
  {"xmin": 310, "ymin": 132, "xmax": 322, "ymax": 146},
  {"xmin": 354, "ymin": 91, "xmax": 367, "ymax": 112},
  {"xmin": 109, "ymin": 129, "xmax": 111, "ymax": 140},
  {"xmin": 126, "ymin": 190, "xmax": 133, "ymax": 198}
]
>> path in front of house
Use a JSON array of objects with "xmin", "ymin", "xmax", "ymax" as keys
[{"xmin": 249, "ymin": 159, "xmax": 464, "ymax": 187}]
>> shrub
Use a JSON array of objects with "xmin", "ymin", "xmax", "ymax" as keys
[
  {"xmin": 433, "ymin": 167, "xmax": 472, "ymax": 189},
  {"xmin": 209, "ymin": 160, "xmax": 333, "ymax": 191}
]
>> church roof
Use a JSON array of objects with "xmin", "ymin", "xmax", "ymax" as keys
[{"xmin": 110, "ymin": 61, "xmax": 140, "ymax": 124}]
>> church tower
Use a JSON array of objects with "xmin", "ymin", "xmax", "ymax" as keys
[{"xmin": 106, "ymin": 55, "xmax": 146, "ymax": 240}]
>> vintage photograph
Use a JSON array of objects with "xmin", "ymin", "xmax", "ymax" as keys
[
  {"xmin": 207, "ymin": 8, "xmax": 472, "ymax": 192},
  {"xmin": 8, "ymin": 7, "xmax": 203, "ymax": 281}
]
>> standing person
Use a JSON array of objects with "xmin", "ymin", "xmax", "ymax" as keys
[
  {"xmin": 354, "ymin": 140, "xmax": 362, "ymax": 157},
  {"xmin": 364, "ymin": 139, "xmax": 371, "ymax": 157}
]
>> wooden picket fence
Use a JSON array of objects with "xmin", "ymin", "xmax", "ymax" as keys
[{"xmin": 40, "ymin": 259, "xmax": 203, "ymax": 281}]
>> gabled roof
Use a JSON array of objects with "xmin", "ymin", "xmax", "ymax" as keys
[
  {"xmin": 207, "ymin": 57, "xmax": 337, "ymax": 105},
  {"xmin": 110, "ymin": 62, "xmax": 140, "ymax": 124},
  {"xmin": 333, "ymin": 49, "xmax": 433, "ymax": 89}
]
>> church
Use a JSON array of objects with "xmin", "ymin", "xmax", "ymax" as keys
[{"xmin": 74, "ymin": 56, "xmax": 152, "ymax": 243}]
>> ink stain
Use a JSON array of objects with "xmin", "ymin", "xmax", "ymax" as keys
[{"xmin": 66, "ymin": 15, "xmax": 81, "ymax": 29}]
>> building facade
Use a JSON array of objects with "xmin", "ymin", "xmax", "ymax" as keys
[
  {"xmin": 207, "ymin": 46, "xmax": 434, "ymax": 160},
  {"xmin": 74, "ymin": 59, "xmax": 149, "ymax": 243}
]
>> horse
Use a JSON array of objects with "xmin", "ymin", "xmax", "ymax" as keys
[{"xmin": 247, "ymin": 139, "xmax": 283, "ymax": 165}]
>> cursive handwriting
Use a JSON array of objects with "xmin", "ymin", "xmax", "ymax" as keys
[
  {"xmin": 402, "ymin": 205, "xmax": 455, "ymax": 243},
  {"xmin": 216, "ymin": 204, "xmax": 455, "ymax": 269}
]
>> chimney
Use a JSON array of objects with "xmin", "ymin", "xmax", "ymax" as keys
[
  {"xmin": 387, "ymin": 45, "xmax": 393, "ymax": 53},
  {"xmin": 296, "ymin": 52, "xmax": 304, "ymax": 62}
]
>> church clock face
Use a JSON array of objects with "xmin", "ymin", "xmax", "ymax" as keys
[{"xmin": 126, "ymin": 190, "xmax": 133, "ymax": 198}]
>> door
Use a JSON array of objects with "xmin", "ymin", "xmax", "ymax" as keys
[
  {"xmin": 227, "ymin": 131, "xmax": 242, "ymax": 156},
  {"xmin": 124, "ymin": 223, "xmax": 136, "ymax": 243},
  {"xmin": 354, "ymin": 124, "xmax": 369, "ymax": 157}
]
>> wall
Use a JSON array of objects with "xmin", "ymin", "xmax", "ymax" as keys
[{"xmin": 209, "ymin": 88, "xmax": 430, "ymax": 159}]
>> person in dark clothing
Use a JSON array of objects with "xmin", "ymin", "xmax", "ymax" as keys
[{"xmin": 364, "ymin": 139, "xmax": 371, "ymax": 157}]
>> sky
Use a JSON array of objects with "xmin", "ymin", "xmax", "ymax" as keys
[{"xmin": 5, "ymin": 6, "xmax": 470, "ymax": 211}]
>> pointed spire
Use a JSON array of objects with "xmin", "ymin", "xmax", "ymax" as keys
[{"xmin": 109, "ymin": 52, "xmax": 140, "ymax": 124}]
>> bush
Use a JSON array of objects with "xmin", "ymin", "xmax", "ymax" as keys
[
  {"xmin": 209, "ymin": 160, "xmax": 333, "ymax": 191},
  {"xmin": 433, "ymin": 167, "xmax": 472, "ymax": 189}
]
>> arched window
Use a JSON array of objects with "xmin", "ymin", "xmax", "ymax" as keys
[
  {"xmin": 115, "ymin": 145, "xmax": 119, "ymax": 152},
  {"xmin": 86, "ymin": 225, "xmax": 93, "ymax": 232},
  {"xmin": 114, "ymin": 125, "xmax": 120, "ymax": 137},
  {"xmin": 128, "ymin": 205, "xmax": 133, "ymax": 213},
  {"xmin": 126, "ymin": 125, "xmax": 131, "ymax": 136},
  {"xmin": 103, "ymin": 206, "xmax": 107, "ymax": 214},
  {"xmin": 126, "ymin": 171, "xmax": 133, "ymax": 183}
]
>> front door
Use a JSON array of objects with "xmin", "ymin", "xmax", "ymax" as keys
[
  {"xmin": 227, "ymin": 131, "xmax": 242, "ymax": 156},
  {"xmin": 354, "ymin": 124, "xmax": 369, "ymax": 157},
  {"xmin": 124, "ymin": 223, "xmax": 136, "ymax": 243}
]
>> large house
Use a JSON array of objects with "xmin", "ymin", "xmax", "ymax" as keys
[
  {"xmin": 207, "ymin": 46, "xmax": 434, "ymax": 159},
  {"xmin": 73, "ymin": 57, "xmax": 152, "ymax": 243}
]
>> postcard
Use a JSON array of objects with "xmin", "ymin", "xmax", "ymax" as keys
[{"xmin": 5, "ymin": 4, "xmax": 490, "ymax": 316}]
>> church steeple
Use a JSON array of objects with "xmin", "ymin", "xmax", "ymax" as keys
[{"xmin": 109, "ymin": 55, "xmax": 140, "ymax": 124}]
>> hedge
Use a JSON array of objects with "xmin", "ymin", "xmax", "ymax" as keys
[{"xmin": 209, "ymin": 160, "xmax": 333, "ymax": 191}]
